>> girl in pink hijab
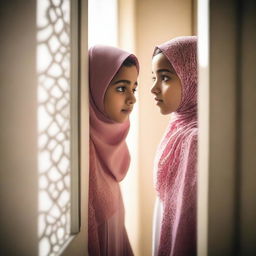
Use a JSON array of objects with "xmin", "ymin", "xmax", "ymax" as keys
[
  {"xmin": 88, "ymin": 45, "xmax": 139, "ymax": 256},
  {"xmin": 151, "ymin": 36, "xmax": 197, "ymax": 256}
]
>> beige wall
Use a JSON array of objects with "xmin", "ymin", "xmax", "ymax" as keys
[
  {"xmin": 198, "ymin": 0, "xmax": 256, "ymax": 255},
  {"xmin": 135, "ymin": 1, "xmax": 193, "ymax": 255},
  {"xmin": 0, "ymin": 1, "xmax": 38, "ymax": 254},
  {"xmin": 240, "ymin": 1, "xmax": 256, "ymax": 253}
]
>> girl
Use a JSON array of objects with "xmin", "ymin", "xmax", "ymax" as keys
[
  {"xmin": 151, "ymin": 36, "xmax": 197, "ymax": 256},
  {"xmin": 88, "ymin": 45, "xmax": 139, "ymax": 256}
]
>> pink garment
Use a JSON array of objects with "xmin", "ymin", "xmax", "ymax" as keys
[
  {"xmin": 154, "ymin": 36, "xmax": 198, "ymax": 256},
  {"xmin": 88, "ymin": 45, "xmax": 139, "ymax": 256}
]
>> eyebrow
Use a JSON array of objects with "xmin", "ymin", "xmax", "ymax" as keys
[
  {"xmin": 157, "ymin": 69, "xmax": 175, "ymax": 74},
  {"xmin": 113, "ymin": 80, "xmax": 138, "ymax": 86}
]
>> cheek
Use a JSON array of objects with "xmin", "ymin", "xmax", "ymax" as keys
[
  {"xmin": 169, "ymin": 86, "xmax": 181, "ymax": 108},
  {"xmin": 162, "ymin": 85, "xmax": 172, "ymax": 98},
  {"xmin": 163, "ymin": 85, "xmax": 181, "ymax": 106},
  {"xmin": 111, "ymin": 94, "xmax": 124, "ymax": 108},
  {"xmin": 104, "ymin": 92, "xmax": 116, "ymax": 116},
  {"xmin": 105, "ymin": 94, "xmax": 123, "ymax": 113}
]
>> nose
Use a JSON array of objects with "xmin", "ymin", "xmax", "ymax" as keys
[
  {"xmin": 151, "ymin": 81, "xmax": 160, "ymax": 95},
  {"xmin": 126, "ymin": 91, "xmax": 136, "ymax": 105}
]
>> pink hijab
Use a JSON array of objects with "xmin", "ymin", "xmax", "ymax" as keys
[
  {"xmin": 88, "ymin": 45, "xmax": 139, "ymax": 254},
  {"xmin": 154, "ymin": 36, "xmax": 197, "ymax": 256}
]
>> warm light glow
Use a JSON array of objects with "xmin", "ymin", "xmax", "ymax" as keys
[
  {"xmin": 88, "ymin": 0, "xmax": 118, "ymax": 47},
  {"xmin": 198, "ymin": 0, "xmax": 209, "ymax": 68}
]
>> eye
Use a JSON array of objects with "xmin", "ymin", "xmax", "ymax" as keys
[
  {"xmin": 132, "ymin": 88, "xmax": 137, "ymax": 94},
  {"xmin": 161, "ymin": 75, "xmax": 170, "ymax": 82},
  {"xmin": 116, "ymin": 86, "xmax": 126, "ymax": 92},
  {"xmin": 152, "ymin": 77, "xmax": 156, "ymax": 82}
]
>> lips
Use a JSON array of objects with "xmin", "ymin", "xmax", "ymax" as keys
[
  {"xmin": 155, "ymin": 97, "xmax": 163, "ymax": 103},
  {"xmin": 121, "ymin": 108, "xmax": 133, "ymax": 113}
]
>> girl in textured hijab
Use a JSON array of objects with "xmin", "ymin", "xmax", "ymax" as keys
[
  {"xmin": 151, "ymin": 36, "xmax": 197, "ymax": 256},
  {"xmin": 89, "ymin": 45, "xmax": 139, "ymax": 256}
]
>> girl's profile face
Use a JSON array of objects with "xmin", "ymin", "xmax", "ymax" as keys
[
  {"xmin": 104, "ymin": 65, "xmax": 138, "ymax": 123},
  {"xmin": 151, "ymin": 53, "xmax": 182, "ymax": 115}
]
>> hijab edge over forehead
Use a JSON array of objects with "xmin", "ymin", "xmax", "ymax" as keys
[{"xmin": 155, "ymin": 36, "xmax": 197, "ymax": 75}]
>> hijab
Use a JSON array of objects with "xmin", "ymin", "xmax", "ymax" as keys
[
  {"xmin": 154, "ymin": 36, "xmax": 198, "ymax": 256},
  {"xmin": 89, "ymin": 45, "xmax": 139, "ymax": 222}
]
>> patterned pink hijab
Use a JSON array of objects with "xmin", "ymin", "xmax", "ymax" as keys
[
  {"xmin": 154, "ymin": 36, "xmax": 198, "ymax": 256},
  {"xmin": 89, "ymin": 45, "xmax": 139, "ymax": 221}
]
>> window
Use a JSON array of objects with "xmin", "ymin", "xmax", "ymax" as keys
[{"xmin": 37, "ymin": 0, "xmax": 79, "ymax": 255}]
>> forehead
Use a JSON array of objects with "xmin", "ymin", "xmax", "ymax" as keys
[
  {"xmin": 111, "ymin": 65, "xmax": 138, "ymax": 82},
  {"xmin": 152, "ymin": 53, "xmax": 176, "ymax": 73}
]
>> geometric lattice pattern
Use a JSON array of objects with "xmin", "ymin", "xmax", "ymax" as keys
[{"xmin": 37, "ymin": 1, "xmax": 71, "ymax": 255}]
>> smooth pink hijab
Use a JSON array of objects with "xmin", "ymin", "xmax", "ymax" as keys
[
  {"xmin": 88, "ymin": 45, "xmax": 139, "ymax": 256},
  {"xmin": 154, "ymin": 36, "xmax": 197, "ymax": 256}
]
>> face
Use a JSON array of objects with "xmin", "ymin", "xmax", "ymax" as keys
[
  {"xmin": 151, "ymin": 53, "xmax": 182, "ymax": 115},
  {"xmin": 104, "ymin": 65, "xmax": 138, "ymax": 123}
]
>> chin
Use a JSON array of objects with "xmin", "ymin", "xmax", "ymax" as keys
[
  {"xmin": 115, "ymin": 117, "xmax": 129, "ymax": 123},
  {"xmin": 160, "ymin": 109, "xmax": 171, "ymax": 115}
]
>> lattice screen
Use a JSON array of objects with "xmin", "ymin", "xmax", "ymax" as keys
[{"xmin": 37, "ymin": 0, "xmax": 74, "ymax": 255}]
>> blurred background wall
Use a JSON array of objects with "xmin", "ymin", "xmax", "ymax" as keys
[{"xmin": 118, "ymin": 1, "xmax": 196, "ymax": 255}]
